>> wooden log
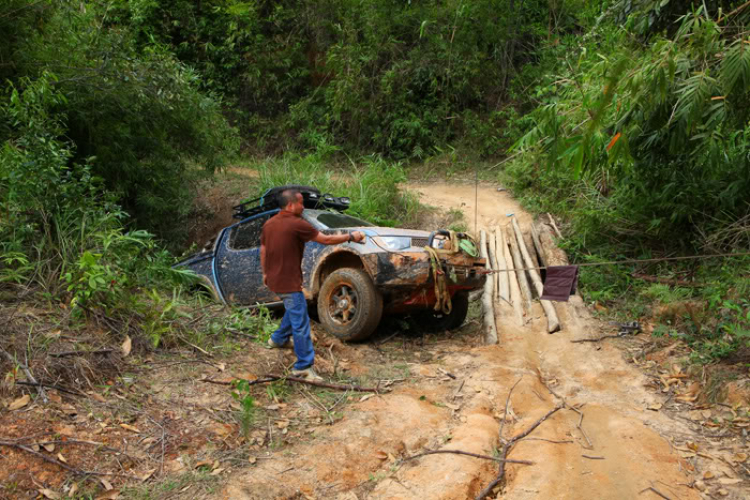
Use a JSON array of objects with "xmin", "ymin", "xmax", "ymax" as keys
[
  {"xmin": 494, "ymin": 228, "xmax": 510, "ymax": 303},
  {"xmin": 506, "ymin": 226, "xmax": 532, "ymax": 312},
  {"xmin": 488, "ymin": 227, "xmax": 501, "ymax": 302},
  {"xmin": 530, "ymin": 224, "xmax": 548, "ymax": 269},
  {"xmin": 502, "ymin": 226, "xmax": 525, "ymax": 325},
  {"xmin": 512, "ymin": 218, "xmax": 561, "ymax": 333},
  {"xmin": 523, "ymin": 230, "xmax": 543, "ymax": 291},
  {"xmin": 479, "ymin": 230, "xmax": 498, "ymax": 344},
  {"xmin": 537, "ymin": 223, "xmax": 570, "ymax": 266}
]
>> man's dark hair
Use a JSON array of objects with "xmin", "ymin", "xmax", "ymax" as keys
[{"xmin": 278, "ymin": 189, "xmax": 301, "ymax": 208}]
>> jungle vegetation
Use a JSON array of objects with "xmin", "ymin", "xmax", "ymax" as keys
[{"xmin": 1, "ymin": 0, "xmax": 748, "ymax": 363}]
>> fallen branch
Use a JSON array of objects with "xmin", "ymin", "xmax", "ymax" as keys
[
  {"xmin": 582, "ymin": 454, "xmax": 605, "ymax": 460},
  {"xmin": 403, "ymin": 449, "xmax": 533, "ymax": 465},
  {"xmin": 476, "ymin": 404, "xmax": 565, "ymax": 500},
  {"xmin": 547, "ymin": 213, "xmax": 563, "ymax": 238},
  {"xmin": 0, "ymin": 440, "xmax": 138, "ymax": 479},
  {"xmin": 638, "ymin": 486, "xmax": 672, "ymax": 500},
  {"xmin": 15, "ymin": 380, "xmax": 86, "ymax": 397},
  {"xmin": 201, "ymin": 374, "xmax": 380, "ymax": 393},
  {"xmin": 49, "ymin": 349, "xmax": 114, "ymax": 358},
  {"xmin": 0, "ymin": 345, "xmax": 47, "ymax": 403}
]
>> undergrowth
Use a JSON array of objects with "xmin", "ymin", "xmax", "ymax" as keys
[{"xmin": 247, "ymin": 153, "xmax": 423, "ymax": 227}]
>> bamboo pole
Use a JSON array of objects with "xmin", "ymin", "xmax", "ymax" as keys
[
  {"xmin": 512, "ymin": 218, "xmax": 561, "ymax": 333},
  {"xmin": 494, "ymin": 227, "xmax": 510, "ymax": 303},
  {"xmin": 479, "ymin": 230, "xmax": 498, "ymax": 344},
  {"xmin": 502, "ymin": 227, "xmax": 525, "ymax": 326},
  {"xmin": 506, "ymin": 226, "xmax": 532, "ymax": 312},
  {"xmin": 488, "ymin": 227, "xmax": 501, "ymax": 302}
]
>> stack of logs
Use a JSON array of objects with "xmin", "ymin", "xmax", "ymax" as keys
[{"xmin": 479, "ymin": 215, "xmax": 567, "ymax": 344}]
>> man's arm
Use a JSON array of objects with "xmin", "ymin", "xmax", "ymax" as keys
[{"xmin": 313, "ymin": 230, "xmax": 365, "ymax": 246}]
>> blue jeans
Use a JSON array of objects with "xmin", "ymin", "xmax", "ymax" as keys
[{"xmin": 270, "ymin": 292, "xmax": 315, "ymax": 370}]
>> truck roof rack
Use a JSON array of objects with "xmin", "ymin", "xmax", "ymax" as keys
[{"xmin": 232, "ymin": 185, "xmax": 351, "ymax": 220}]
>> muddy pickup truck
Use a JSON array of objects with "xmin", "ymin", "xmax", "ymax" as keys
[{"xmin": 177, "ymin": 186, "xmax": 486, "ymax": 341}]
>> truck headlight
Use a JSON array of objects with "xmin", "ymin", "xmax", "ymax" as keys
[{"xmin": 376, "ymin": 236, "xmax": 411, "ymax": 250}]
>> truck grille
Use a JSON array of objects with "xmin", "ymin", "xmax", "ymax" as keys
[{"xmin": 411, "ymin": 237, "xmax": 429, "ymax": 247}]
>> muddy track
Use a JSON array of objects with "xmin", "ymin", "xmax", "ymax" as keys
[{"xmin": 219, "ymin": 183, "xmax": 701, "ymax": 500}]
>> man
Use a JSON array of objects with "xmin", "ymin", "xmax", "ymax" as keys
[{"xmin": 261, "ymin": 189, "xmax": 364, "ymax": 381}]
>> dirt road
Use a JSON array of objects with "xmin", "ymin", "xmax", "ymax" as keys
[{"xmin": 220, "ymin": 183, "xmax": 701, "ymax": 499}]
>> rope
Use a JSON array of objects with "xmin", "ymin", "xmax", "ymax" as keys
[{"xmin": 476, "ymin": 251, "xmax": 750, "ymax": 275}]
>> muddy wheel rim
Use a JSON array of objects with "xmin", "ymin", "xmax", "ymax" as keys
[{"xmin": 329, "ymin": 284, "xmax": 358, "ymax": 326}]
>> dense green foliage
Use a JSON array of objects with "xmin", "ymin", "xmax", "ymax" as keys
[
  {"xmin": 111, "ymin": 0, "xmax": 550, "ymax": 157},
  {"xmin": 507, "ymin": 4, "xmax": 750, "ymax": 250},
  {"xmin": 503, "ymin": 0, "xmax": 750, "ymax": 362}
]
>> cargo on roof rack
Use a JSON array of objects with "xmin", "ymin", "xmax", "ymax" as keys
[{"xmin": 232, "ymin": 184, "xmax": 351, "ymax": 220}]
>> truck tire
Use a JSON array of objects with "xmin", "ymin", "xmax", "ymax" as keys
[
  {"xmin": 416, "ymin": 291, "xmax": 470, "ymax": 332},
  {"xmin": 317, "ymin": 268, "xmax": 383, "ymax": 342}
]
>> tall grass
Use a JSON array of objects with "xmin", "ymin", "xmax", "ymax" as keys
[{"xmin": 252, "ymin": 153, "xmax": 422, "ymax": 227}]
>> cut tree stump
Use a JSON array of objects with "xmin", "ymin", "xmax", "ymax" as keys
[
  {"xmin": 479, "ymin": 230, "xmax": 498, "ymax": 344},
  {"xmin": 512, "ymin": 218, "xmax": 561, "ymax": 333}
]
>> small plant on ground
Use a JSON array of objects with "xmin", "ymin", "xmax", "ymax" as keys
[{"xmin": 231, "ymin": 379, "xmax": 257, "ymax": 439}]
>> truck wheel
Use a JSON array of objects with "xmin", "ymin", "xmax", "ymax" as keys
[
  {"xmin": 317, "ymin": 268, "xmax": 383, "ymax": 342},
  {"xmin": 416, "ymin": 291, "xmax": 470, "ymax": 332}
]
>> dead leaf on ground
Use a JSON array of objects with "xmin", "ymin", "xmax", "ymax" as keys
[
  {"xmin": 194, "ymin": 460, "xmax": 213, "ymax": 469},
  {"xmin": 57, "ymin": 452, "xmax": 67, "ymax": 463},
  {"xmin": 39, "ymin": 489, "xmax": 61, "ymax": 499},
  {"xmin": 119, "ymin": 423, "xmax": 140, "ymax": 433},
  {"xmin": 733, "ymin": 453, "xmax": 748, "ymax": 463},
  {"xmin": 8, "ymin": 394, "xmax": 30, "ymax": 410},
  {"xmin": 69, "ymin": 483, "xmax": 78, "ymax": 496},
  {"xmin": 375, "ymin": 450, "xmax": 388, "ymax": 461},
  {"xmin": 248, "ymin": 457, "xmax": 257, "ymax": 464},
  {"xmin": 43, "ymin": 443, "xmax": 55, "ymax": 452},
  {"xmin": 100, "ymin": 478, "xmax": 114, "ymax": 491},
  {"xmin": 359, "ymin": 394, "xmax": 374, "ymax": 402},
  {"xmin": 121, "ymin": 336, "xmax": 132, "ymax": 357},
  {"xmin": 211, "ymin": 467, "xmax": 225, "ymax": 476},
  {"xmin": 95, "ymin": 490, "xmax": 120, "ymax": 500},
  {"xmin": 647, "ymin": 403, "xmax": 663, "ymax": 411},
  {"xmin": 140, "ymin": 469, "xmax": 156, "ymax": 482}
]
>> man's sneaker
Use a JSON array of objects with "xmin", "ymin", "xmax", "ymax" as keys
[
  {"xmin": 290, "ymin": 367, "xmax": 323, "ymax": 382},
  {"xmin": 267, "ymin": 337, "xmax": 292, "ymax": 349}
]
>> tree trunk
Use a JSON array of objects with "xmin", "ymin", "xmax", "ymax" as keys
[{"xmin": 494, "ymin": 227, "xmax": 510, "ymax": 303}]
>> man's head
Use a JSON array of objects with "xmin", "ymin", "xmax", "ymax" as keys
[{"xmin": 279, "ymin": 189, "xmax": 304, "ymax": 216}]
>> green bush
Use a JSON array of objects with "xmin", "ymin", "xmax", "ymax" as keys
[
  {"xmin": 505, "ymin": 8, "xmax": 750, "ymax": 250},
  {"xmin": 252, "ymin": 153, "xmax": 421, "ymax": 227},
  {"xmin": 3, "ymin": 1, "xmax": 239, "ymax": 243}
]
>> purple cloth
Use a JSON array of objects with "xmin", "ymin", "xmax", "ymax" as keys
[{"xmin": 541, "ymin": 265, "xmax": 579, "ymax": 302}]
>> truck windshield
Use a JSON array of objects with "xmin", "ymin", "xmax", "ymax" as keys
[{"xmin": 316, "ymin": 212, "xmax": 374, "ymax": 228}]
